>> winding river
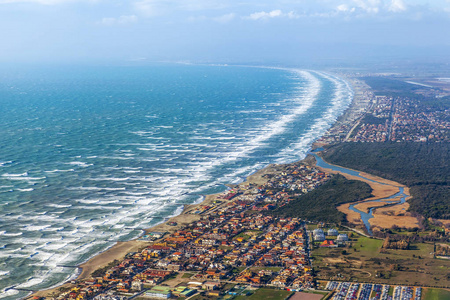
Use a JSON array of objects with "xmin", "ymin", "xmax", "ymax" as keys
[{"xmin": 310, "ymin": 150, "xmax": 408, "ymax": 235}]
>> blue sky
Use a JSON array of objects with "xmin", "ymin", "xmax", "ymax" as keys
[{"xmin": 1, "ymin": 0, "xmax": 449, "ymax": 64}]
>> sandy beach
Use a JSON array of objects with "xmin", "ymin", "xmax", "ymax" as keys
[
  {"xmin": 30, "ymin": 159, "xmax": 277, "ymax": 298},
  {"xmin": 31, "ymin": 153, "xmax": 420, "ymax": 298},
  {"xmin": 30, "ymin": 73, "xmax": 380, "ymax": 299}
]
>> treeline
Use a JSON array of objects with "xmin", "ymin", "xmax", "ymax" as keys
[
  {"xmin": 409, "ymin": 185, "xmax": 450, "ymax": 220},
  {"xmin": 372, "ymin": 231, "xmax": 448, "ymax": 243},
  {"xmin": 362, "ymin": 76, "xmax": 421, "ymax": 95},
  {"xmin": 322, "ymin": 142, "xmax": 450, "ymax": 219},
  {"xmin": 268, "ymin": 174, "xmax": 372, "ymax": 223}
]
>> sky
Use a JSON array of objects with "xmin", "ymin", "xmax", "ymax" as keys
[{"xmin": 0, "ymin": 0, "xmax": 449, "ymax": 65}]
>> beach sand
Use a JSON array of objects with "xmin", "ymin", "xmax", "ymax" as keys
[
  {"xmin": 30, "ymin": 74, "xmax": 397, "ymax": 298},
  {"xmin": 29, "ymin": 160, "xmax": 275, "ymax": 298}
]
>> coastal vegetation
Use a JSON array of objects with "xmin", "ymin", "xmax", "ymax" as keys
[
  {"xmin": 322, "ymin": 142, "xmax": 450, "ymax": 219},
  {"xmin": 362, "ymin": 76, "xmax": 422, "ymax": 95},
  {"xmin": 269, "ymin": 174, "xmax": 372, "ymax": 223}
]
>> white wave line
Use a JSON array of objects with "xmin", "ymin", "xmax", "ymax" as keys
[
  {"xmin": 275, "ymin": 71, "xmax": 353, "ymax": 163},
  {"xmin": 188, "ymin": 69, "xmax": 320, "ymax": 174},
  {"xmin": 0, "ymin": 67, "xmax": 326, "ymax": 294}
]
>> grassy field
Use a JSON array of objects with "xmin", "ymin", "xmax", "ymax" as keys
[
  {"xmin": 422, "ymin": 288, "xmax": 450, "ymax": 300},
  {"xmin": 234, "ymin": 288, "xmax": 292, "ymax": 300},
  {"xmin": 311, "ymin": 235, "xmax": 450, "ymax": 287},
  {"xmin": 181, "ymin": 272, "xmax": 195, "ymax": 278}
]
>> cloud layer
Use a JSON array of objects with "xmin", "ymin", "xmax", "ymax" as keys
[{"xmin": 0, "ymin": 0, "xmax": 448, "ymax": 63}]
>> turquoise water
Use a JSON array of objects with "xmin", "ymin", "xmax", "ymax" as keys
[{"xmin": 0, "ymin": 64, "xmax": 352, "ymax": 298}]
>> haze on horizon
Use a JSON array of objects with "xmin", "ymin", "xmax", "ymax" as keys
[{"xmin": 1, "ymin": 0, "xmax": 449, "ymax": 66}]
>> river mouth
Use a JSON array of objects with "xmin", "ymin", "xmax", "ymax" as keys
[{"xmin": 309, "ymin": 150, "xmax": 409, "ymax": 235}]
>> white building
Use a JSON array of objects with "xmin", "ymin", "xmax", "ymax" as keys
[
  {"xmin": 327, "ymin": 228, "xmax": 339, "ymax": 236},
  {"xmin": 337, "ymin": 234, "xmax": 349, "ymax": 241}
]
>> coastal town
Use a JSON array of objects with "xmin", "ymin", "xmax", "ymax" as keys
[
  {"xmin": 317, "ymin": 78, "xmax": 450, "ymax": 144},
  {"xmin": 31, "ymin": 162, "xmax": 328, "ymax": 299},
  {"xmin": 27, "ymin": 74, "xmax": 450, "ymax": 300},
  {"xmin": 346, "ymin": 95, "xmax": 449, "ymax": 143},
  {"xmin": 30, "ymin": 154, "xmax": 433, "ymax": 300}
]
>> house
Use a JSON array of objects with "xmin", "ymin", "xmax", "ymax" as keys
[
  {"xmin": 131, "ymin": 280, "xmax": 143, "ymax": 291},
  {"xmin": 320, "ymin": 240, "xmax": 336, "ymax": 247},
  {"xmin": 337, "ymin": 234, "xmax": 349, "ymax": 241},
  {"xmin": 327, "ymin": 228, "xmax": 339, "ymax": 236},
  {"xmin": 203, "ymin": 281, "xmax": 220, "ymax": 290}
]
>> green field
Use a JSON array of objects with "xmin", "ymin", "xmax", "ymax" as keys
[
  {"xmin": 182, "ymin": 272, "xmax": 195, "ymax": 278},
  {"xmin": 423, "ymin": 288, "xmax": 450, "ymax": 300},
  {"xmin": 312, "ymin": 234, "xmax": 450, "ymax": 287},
  {"xmin": 353, "ymin": 236, "xmax": 382, "ymax": 254},
  {"xmin": 234, "ymin": 288, "xmax": 292, "ymax": 300}
]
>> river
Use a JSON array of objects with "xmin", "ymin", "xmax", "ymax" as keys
[{"xmin": 310, "ymin": 150, "xmax": 407, "ymax": 235}]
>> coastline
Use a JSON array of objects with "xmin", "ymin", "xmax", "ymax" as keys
[
  {"xmin": 30, "ymin": 161, "xmax": 280, "ymax": 298},
  {"xmin": 29, "ymin": 71, "xmax": 367, "ymax": 299}
]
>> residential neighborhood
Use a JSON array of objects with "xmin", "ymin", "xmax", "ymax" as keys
[{"xmin": 34, "ymin": 162, "xmax": 335, "ymax": 300}]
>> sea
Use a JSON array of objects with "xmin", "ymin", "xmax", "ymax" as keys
[{"xmin": 0, "ymin": 63, "xmax": 352, "ymax": 299}]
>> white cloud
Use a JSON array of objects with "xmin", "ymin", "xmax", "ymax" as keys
[
  {"xmin": 352, "ymin": 0, "xmax": 381, "ymax": 14},
  {"xmin": 249, "ymin": 9, "xmax": 282, "ymax": 20},
  {"xmin": 337, "ymin": 4, "xmax": 349, "ymax": 12},
  {"xmin": 213, "ymin": 13, "xmax": 235, "ymax": 23},
  {"xmin": 334, "ymin": 0, "xmax": 409, "ymax": 15},
  {"xmin": 245, "ymin": 9, "xmax": 298, "ymax": 20},
  {"xmin": 133, "ymin": 0, "xmax": 227, "ymax": 17},
  {"xmin": 336, "ymin": 3, "xmax": 357, "ymax": 13},
  {"xmin": 99, "ymin": 15, "xmax": 138, "ymax": 26},
  {"xmin": 388, "ymin": 0, "xmax": 407, "ymax": 12},
  {"xmin": 133, "ymin": 0, "xmax": 164, "ymax": 17}
]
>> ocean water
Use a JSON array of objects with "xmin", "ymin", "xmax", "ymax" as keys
[{"xmin": 0, "ymin": 64, "xmax": 352, "ymax": 299}]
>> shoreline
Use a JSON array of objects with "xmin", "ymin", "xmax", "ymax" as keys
[
  {"xmin": 30, "ymin": 159, "xmax": 281, "ymax": 298},
  {"xmin": 28, "ymin": 71, "xmax": 368, "ymax": 299}
]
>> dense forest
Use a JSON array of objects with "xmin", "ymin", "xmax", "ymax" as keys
[
  {"xmin": 322, "ymin": 142, "xmax": 450, "ymax": 219},
  {"xmin": 362, "ymin": 77, "xmax": 420, "ymax": 95},
  {"xmin": 269, "ymin": 174, "xmax": 372, "ymax": 223}
]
